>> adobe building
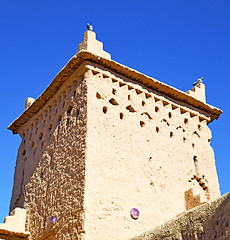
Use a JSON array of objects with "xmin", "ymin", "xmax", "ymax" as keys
[{"xmin": 0, "ymin": 27, "xmax": 229, "ymax": 239}]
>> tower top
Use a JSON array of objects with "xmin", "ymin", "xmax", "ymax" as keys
[
  {"xmin": 187, "ymin": 82, "xmax": 206, "ymax": 103},
  {"xmin": 78, "ymin": 27, "xmax": 111, "ymax": 60}
]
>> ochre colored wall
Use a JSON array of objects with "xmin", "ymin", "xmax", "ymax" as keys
[
  {"xmin": 9, "ymin": 61, "xmax": 220, "ymax": 240},
  {"xmin": 84, "ymin": 62, "xmax": 220, "ymax": 240}
]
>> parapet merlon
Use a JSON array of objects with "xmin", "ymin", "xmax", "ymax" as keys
[{"xmin": 78, "ymin": 29, "xmax": 111, "ymax": 60}]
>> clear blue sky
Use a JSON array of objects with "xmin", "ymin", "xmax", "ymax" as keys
[{"xmin": 0, "ymin": 0, "xmax": 229, "ymax": 222}]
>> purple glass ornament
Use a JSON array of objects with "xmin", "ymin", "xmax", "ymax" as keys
[
  {"xmin": 50, "ymin": 216, "xmax": 56, "ymax": 224},
  {"xmin": 130, "ymin": 208, "xmax": 139, "ymax": 220}
]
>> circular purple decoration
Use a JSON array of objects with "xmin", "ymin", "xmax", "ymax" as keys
[
  {"xmin": 50, "ymin": 216, "xmax": 56, "ymax": 224},
  {"xmin": 130, "ymin": 208, "xmax": 139, "ymax": 220}
]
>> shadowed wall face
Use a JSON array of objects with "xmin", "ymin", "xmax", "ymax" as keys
[{"xmin": 10, "ymin": 69, "xmax": 88, "ymax": 239}]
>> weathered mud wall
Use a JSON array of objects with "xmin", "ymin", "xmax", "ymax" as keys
[
  {"xmin": 84, "ymin": 62, "xmax": 220, "ymax": 240},
  {"xmin": 130, "ymin": 192, "xmax": 230, "ymax": 240},
  {"xmin": 10, "ymin": 69, "xmax": 87, "ymax": 239}
]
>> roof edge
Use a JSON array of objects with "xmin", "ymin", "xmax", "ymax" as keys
[{"xmin": 8, "ymin": 50, "xmax": 222, "ymax": 134}]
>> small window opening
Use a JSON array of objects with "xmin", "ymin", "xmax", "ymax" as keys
[
  {"xmin": 155, "ymin": 106, "xmax": 159, "ymax": 112},
  {"xmin": 198, "ymin": 124, "xmax": 201, "ymax": 131},
  {"xmin": 112, "ymin": 88, "xmax": 117, "ymax": 95},
  {"xmin": 145, "ymin": 93, "xmax": 151, "ymax": 99},
  {"xmin": 190, "ymin": 112, "xmax": 196, "ymax": 118},
  {"xmin": 184, "ymin": 118, "xmax": 188, "ymax": 124},
  {"xmin": 181, "ymin": 108, "xmax": 187, "ymax": 114},
  {"xmin": 102, "ymin": 74, "xmax": 109, "ymax": 78},
  {"xmin": 140, "ymin": 121, "xmax": 145, "ymax": 127},
  {"xmin": 109, "ymin": 98, "xmax": 119, "ymax": 105},
  {"xmin": 96, "ymin": 92, "xmax": 102, "ymax": 99},
  {"xmin": 128, "ymin": 85, "xmax": 134, "ymax": 90},
  {"xmin": 67, "ymin": 106, "xmax": 72, "ymax": 116},
  {"xmin": 119, "ymin": 82, "xmax": 126, "ymax": 87},
  {"xmin": 128, "ymin": 95, "xmax": 131, "ymax": 100},
  {"xmin": 92, "ymin": 70, "xmax": 99, "ymax": 75},
  {"xmin": 120, "ymin": 113, "xmax": 124, "ymax": 120},
  {"xmin": 193, "ymin": 131, "xmax": 200, "ymax": 138},
  {"xmin": 142, "ymin": 101, "xmax": 146, "ymax": 106},
  {"xmin": 162, "ymin": 101, "xmax": 169, "ymax": 106},
  {"xmin": 141, "ymin": 112, "xmax": 153, "ymax": 120},
  {"xmin": 39, "ymin": 133, "xmax": 43, "ymax": 140},
  {"xmin": 135, "ymin": 89, "xmax": 142, "ymax": 95},
  {"xmin": 162, "ymin": 119, "xmax": 170, "ymax": 126},
  {"xmin": 66, "ymin": 118, "xmax": 70, "ymax": 127},
  {"xmin": 170, "ymin": 131, "xmax": 174, "ymax": 138},
  {"xmin": 57, "ymin": 126, "xmax": 60, "ymax": 135},
  {"xmin": 156, "ymin": 127, "xmax": 159, "ymax": 133},
  {"xmin": 76, "ymin": 109, "xmax": 80, "ymax": 118},
  {"xmin": 168, "ymin": 112, "xmax": 172, "ymax": 119},
  {"xmin": 58, "ymin": 115, "xmax": 62, "ymax": 122},
  {"xmin": 192, "ymin": 143, "xmax": 195, "ymax": 148},
  {"xmin": 126, "ymin": 105, "xmax": 136, "ymax": 112},
  {"xmin": 183, "ymin": 137, "xmax": 186, "ymax": 143},
  {"xmin": 103, "ymin": 106, "xmax": 108, "ymax": 114},
  {"xmin": 193, "ymin": 156, "xmax": 199, "ymax": 173},
  {"xmin": 199, "ymin": 117, "xmax": 205, "ymax": 122}
]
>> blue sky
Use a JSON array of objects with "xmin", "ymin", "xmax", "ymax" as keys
[{"xmin": 0, "ymin": 0, "xmax": 229, "ymax": 222}]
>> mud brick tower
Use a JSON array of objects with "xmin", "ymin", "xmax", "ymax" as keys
[{"xmin": 7, "ymin": 28, "xmax": 222, "ymax": 239}]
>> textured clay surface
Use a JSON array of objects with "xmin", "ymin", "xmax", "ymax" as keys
[
  {"xmin": 130, "ymin": 192, "xmax": 230, "ymax": 240},
  {"xmin": 9, "ymin": 61, "xmax": 221, "ymax": 240},
  {"xmin": 84, "ymin": 62, "xmax": 220, "ymax": 240},
  {"xmin": 10, "ymin": 67, "xmax": 87, "ymax": 239}
]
